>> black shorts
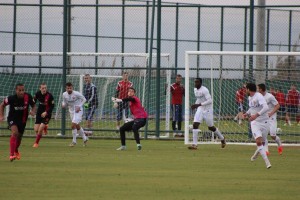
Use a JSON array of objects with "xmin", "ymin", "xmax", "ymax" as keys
[
  {"xmin": 236, "ymin": 102, "xmax": 246, "ymax": 112},
  {"xmin": 35, "ymin": 113, "xmax": 51, "ymax": 125},
  {"xmin": 7, "ymin": 120, "xmax": 26, "ymax": 134},
  {"xmin": 287, "ymin": 105, "xmax": 298, "ymax": 114},
  {"xmin": 278, "ymin": 105, "xmax": 286, "ymax": 113}
]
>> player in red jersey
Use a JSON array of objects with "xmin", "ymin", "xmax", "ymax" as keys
[
  {"xmin": 234, "ymin": 83, "xmax": 247, "ymax": 125},
  {"xmin": 32, "ymin": 83, "xmax": 55, "ymax": 148},
  {"xmin": 0, "ymin": 83, "xmax": 36, "ymax": 161},
  {"xmin": 275, "ymin": 88, "xmax": 286, "ymax": 120},
  {"xmin": 169, "ymin": 74, "xmax": 185, "ymax": 137},
  {"xmin": 112, "ymin": 87, "xmax": 147, "ymax": 151},
  {"xmin": 285, "ymin": 84, "xmax": 300, "ymax": 126},
  {"xmin": 115, "ymin": 72, "xmax": 133, "ymax": 131}
]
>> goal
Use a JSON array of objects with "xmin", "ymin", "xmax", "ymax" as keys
[
  {"xmin": 0, "ymin": 52, "xmax": 171, "ymax": 138},
  {"xmin": 184, "ymin": 51, "xmax": 300, "ymax": 145}
]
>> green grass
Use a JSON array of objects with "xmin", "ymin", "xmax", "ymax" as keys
[{"xmin": 0, "ymin": 138, "xmax": 299, "ymax": 200}]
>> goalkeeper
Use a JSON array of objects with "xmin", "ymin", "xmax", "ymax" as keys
[
  {"xmin": 83, "ymin": 74, "xmax": 98, "ymax": 136},
  {"xmin": 112, "ymin": 87, "xmax": 147, "ymax": 151}
]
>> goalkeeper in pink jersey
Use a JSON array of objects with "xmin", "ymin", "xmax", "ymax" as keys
[{"xmin": 112, "ymin": 87, "xmax": 147, "ymax": 151}]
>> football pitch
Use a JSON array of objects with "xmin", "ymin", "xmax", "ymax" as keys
[{"xmin": 0, "ymin": 138, "xmax": 299, "ymax": 200}]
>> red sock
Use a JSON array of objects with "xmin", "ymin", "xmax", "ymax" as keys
[
  {"xmin": 35, "ymin": 134, "xmax": 42, "ymax": 144},
  {"xmin": 15, "ymin": 137, "xmax": 22, "ymax": 153},
  {"xmin": 10, "ymin": 135, "xmax": 17, "ymax": 156}
]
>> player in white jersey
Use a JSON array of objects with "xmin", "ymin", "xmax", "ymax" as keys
[
  {"xmin": 62, "ymin": 82, "xmax": 88, "ymax": 147},
  {"xmin": 243, "ymin": 83, "xmax": 271, "ymax": 169},
  {"xmin": 188, "ymin": 78, "xmax": 226, "ymax": 150},
  {"xmin": 258, "ymin": 83, "xmax": 283, "ymax": 155}
]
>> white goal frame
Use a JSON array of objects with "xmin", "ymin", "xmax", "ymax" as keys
[{"xmin": 184, "ymin": 51, "xmax": 300, "ymax": 146}]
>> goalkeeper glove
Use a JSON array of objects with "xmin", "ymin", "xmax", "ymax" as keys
[
  {"xmin": 84, "ymin": 103, "xmax": 89, "ymax": 108},
  {"xmin": 111, "ymin": 97, "xmax": 122, "ymax": 103}
]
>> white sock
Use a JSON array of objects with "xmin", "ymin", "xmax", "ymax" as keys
[
  {"xmin": 79, "ymin": 127, "xmax": 87, "ymax": 141},
  {"xmin": 264, "ymin": 139, "xmax": 269, "ymax": 152},
  {"xmin": 275, "ymin": 136, "xmax": 282, "ymax": 147},
  {"xmin": 72, "ymin": 129, "xmax": 77, "ymax": 144},
  {"xmin": 258, "ymin": 145, "xmax": 270, "ymax": 165},
  {"xmin": 214, "ymin": 128, "xmax": 224, "ymax": 140},
  {"xmin": 192, "ymin": 129, "xmax": 199, "ymax": 145}
]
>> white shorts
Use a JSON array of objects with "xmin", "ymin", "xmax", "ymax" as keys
[
  {"xmin": 69, "ymin": 109, "xmax": 83, "ymax": 124},
  {"xmin": 250, "ymin": 120, "xmax": 269, "ymax": 140},
  {"xmin": 268, "ymin": 117, "xmax": 277, "ymax": 137},
  {"xmin": 193, "ymin": 108, "xmax": 214, "ymax": 127}
]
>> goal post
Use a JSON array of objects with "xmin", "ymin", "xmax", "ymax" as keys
[
  {"xmin": 185, "ymin": 51, "xmax": 300, "ymax": 145},
  {"xmin": 0, "ymin": 52, "xmax": 171, "ymax": 138}
]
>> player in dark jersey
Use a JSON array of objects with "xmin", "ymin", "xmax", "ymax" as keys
[
  {"xmin": 169, "ymin": 74, "xmax": 185, "ymax": 137},
  {"xmin": 32, "ymin": 83, "xmax": 55, "ymax": 148},
  {"xmin": 0, "ymin": 83, "xmax": 36, "ymax": 161},
  {"xmin": 83, "ymin": 74, "xmax": 98, "ymax": 136},
  {"xmin": 112, "ymin": 87, "xmax": 147, "ymax": 151}
]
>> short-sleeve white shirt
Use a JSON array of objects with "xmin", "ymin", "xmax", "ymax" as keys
[{"xmin": 62, "ymin": 91, "xmax": 86, "ymax": 114}]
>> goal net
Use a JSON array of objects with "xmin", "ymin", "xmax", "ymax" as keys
[
  {"xmin": 0, "ymin": 52, "xmax": 171, "ymax": 138},
  {"xmin": 184, "ymin": 51, "xmax": 300, "ymax": 145}
]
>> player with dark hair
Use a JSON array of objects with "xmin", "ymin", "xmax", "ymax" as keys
[
  {"xmin": 115, "ymin": 72, "xmax": 133, "ymax": 131},
  {"xmin": 32, "ymin": 83, "xmax": 55, "ymax": 148},
  {"xmin": 0, "ymin": 83, "xmax": 36, "ymax": 161},
  {"xmin": 257, "ymin": 83, "xmax": 283, "ymax": 155},
  {"xmin": 188, "ymin": 78, "xmax": 226, "ymax": 150},
  {"xmin": 243, "ymin": 83, "xmax": 271, "ymax": 169},
  {"xmin": 62, "ymin": 82, "xmax": 88, "ymax": 147},
  {"xmin": 169, "ymin": 74, "xmax": 185, "ymax": 137},
  {"xmin": 234, "ymin": 83, "xmax": 247, "ymax": 125},
  {"xmin": 112, "ymin": 87, "xmax": 147, "ymax": 150},
  {"xmin": 83, "ymin": 74, "xmax": 98, "ymax": 136}
]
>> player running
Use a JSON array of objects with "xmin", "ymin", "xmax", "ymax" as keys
[
  {"xmin": 0, "ymin": 83, "xmax": 36, "ymax": 161},
  {"xmin": 257, "ymin": 83, "xmax": 283, "ymax": 155},
  {"xmin": 32, "ymin": 83, "xmax": 55, "ymax": 148},
  {"xmin": 243, "ymin": 83, "xmax": 271, "ymax": 169},
  {"xmin": 188, "ymin": 78, "xmax": 226, "ymax": 150}
]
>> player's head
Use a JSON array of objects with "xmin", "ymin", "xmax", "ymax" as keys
[
  {"xmin": 176, "ymin": 74, "xmax": 182, "ymax": 84},
  {"xmin": 65, "ymin": 82, "xmax": 73, "ymax": 94},
  {"xmin": 246, "ymin": 83, "xmax": 256, "ymax": 95},
  {"xmin": 84, "ymin": 74, "xmax": 92, "ymax": 84},
  {"xmin": 15, "ymin": 83, "xmax": 25, "ymax": 98},
  {"xmin": 127, "ymin": 87, "xmax": 136, "ymax": 97},
  {"xmin": 122, "ymin": 72, "xmax": 129, "ymax": 81},
  {"xmin": 194, "ymin": 78, "xmax": 202, "ymax": 89},
  {"xmin": 39, "ymin": 83, "xmax": 47, "ymax": 94},
  {"xmin": 290, "ymin": 84, "xmax": 296, "ymax": 90},
  {"xmin": 257, "ymin": 83, "xmax": 266, "ymax": 94}
]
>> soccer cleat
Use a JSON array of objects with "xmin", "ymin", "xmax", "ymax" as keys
[
  {"xmin": 266, "ymin": 161, "xmax": 272, "ymax": 169},
  {"xmin": 69, "ymin": 142, "xmax": 76, "ymax": 147},
  {"xmin": 15, "ymin": 152, "xmax": 21, "ymax": 160},
  {"xmin": 32, "ymin": 143, "xmax": 39, "ymax": 148},
  {"xmin": 83, "ymin": 139, "xmax": 88, "ymax": 147},
  {"xmin": 137, "ymin": 145, "xmax": 142, "ymax": 151},
  {"xmin": 9, "ymin": 155, "xmax": 16, "ymax": 162},
  {"xmin": 43, "ymin": 125, "xmax": 48, "ymax": 135},
  {"xmin": 188, "ymin": 145, "xmax": 198, "ymax": 150},
  {"xmin": 266, "ymin": 151, "xmax": 270, "ymax": 156},
  {"xmin": 116, "ymin": 146, "xmax": 126, "ymax": 151},
  {"xmin": 251, "ymin": 153, "xmax": 259, "ymax": 162},
  {"xmin": 221, "ymin": 139, "xmax": 226, "ymax": 148},
  {"xmin": 278, "ymin": 146, "xmax": 283, "ymax": 155}
]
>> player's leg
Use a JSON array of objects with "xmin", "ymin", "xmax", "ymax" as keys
[
  {"xmin": 8, "ymin": 124, "xmax": 19, "ymax": 161},
  {"xmin": 117, "ymin": 121, "xmax": 134, "ymax": 150},
  {"xmin": 171, "ymin": 104, "xmax": 177, "ymax": 136},
  {"xmin": 177, "ymin": 105, "xmax": 183, "ymax": 137},
  {"xmin": 74, "ymin": 110, "xmax": 88, "ymax": 146},
  {"xmin": 116, "ymin": 103, "xmax": 123, "ymax": 131},
  {"xmin": 188, "ymin": 108, "xmax": 202, "ymax": 150},
  {"xmin": 269, "ymin": 119, "xmax": 282, "ymax": 155},
  {"xmin": 285, "ymin": 106, "xmax": 291, "ymax": 126},
  {"xmin": 250, "ymin": 122, "xmax": 271, "ymax": 169},
  {"xmin": 69, "ymin": 112, "xmax": 77, "ymax": 146},
  {"xmin": 14, "ymin": 123, "xmax": 25, "ymax": 160},
  {"xmin": 85, "ymin": 105, "xmax": 95, "ymax": 136},
  {"xmin": 205, "ymin": 110, "xmax": 226, "ymax": 148},
  {"xmin": 132, "ymin": 118, "xmax": 146, "ymax": 150}
]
